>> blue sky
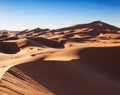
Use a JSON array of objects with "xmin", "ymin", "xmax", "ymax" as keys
[{"xmin": 0, "ymin": 0, "xmax": 120, "ymax": 30}]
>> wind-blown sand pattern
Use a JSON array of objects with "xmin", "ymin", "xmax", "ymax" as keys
[{"xmin": 0, "ymin": 21, "xmax": 120, "ymax": 95}]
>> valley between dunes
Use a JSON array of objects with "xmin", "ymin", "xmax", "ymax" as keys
[{"xmin": 0, "ymin": 21, "xmax": 120, "ymax": 95}]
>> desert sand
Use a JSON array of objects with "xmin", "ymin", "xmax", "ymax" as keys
[{"xmin": 0, "ymin": 21, "xmax": 120, "ymax": 95}]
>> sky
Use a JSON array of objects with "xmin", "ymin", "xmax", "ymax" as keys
[{"xmin": 0, "ymin": 0, "xmax": 120, "ymax": 30}]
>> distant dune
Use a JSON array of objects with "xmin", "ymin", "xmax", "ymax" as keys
[{"xmin": 0, "ymin": 21, "xmax": 120, "ymax": 95}]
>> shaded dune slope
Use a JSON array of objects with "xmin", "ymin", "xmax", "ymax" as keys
[
  {"xmin": 1, "ymin": 46, "xmax": 120, "ymax": 95},
  {"xmin": 78, "ymin": 46, "xmax": 120, "ymax": 81},
  {"xmin": 27, "ymin": 37, "xmax": 65, "ymax": 48},
  {"xmin": 0, "ymin": 42, "xmax": 20, "ymax": 54},
  {"xmin": 16, "ymin": 37, "xmax": 65, "ymax": 48}
]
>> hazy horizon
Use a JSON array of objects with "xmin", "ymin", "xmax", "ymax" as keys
[{"xmin": 0, "ymin": 0, "xmax": 120, "ymax": 31}]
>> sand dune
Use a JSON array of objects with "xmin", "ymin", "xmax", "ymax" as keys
[
  {"xmin": 1, "ymin": 46, "xmax": 120, "ymax": 95},
  {"xmin": 0, "ymin": 21, "xmax": 120, "ymax": 95}
]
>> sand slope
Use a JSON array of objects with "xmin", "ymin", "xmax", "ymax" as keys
[
  {"xmin": 0, "ymin": 41, "xmax": 20, "ymax": 54},
  {"xmin": 1, "ymin": 46, "xmax": 120, "ymax": 95}
]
